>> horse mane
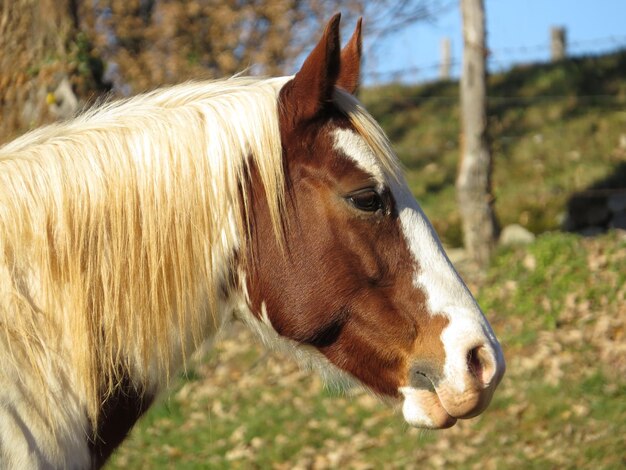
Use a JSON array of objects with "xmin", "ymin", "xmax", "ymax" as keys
[{"xmin": 0, "ymin": 76, "xmax": 400, "ymax": 428}]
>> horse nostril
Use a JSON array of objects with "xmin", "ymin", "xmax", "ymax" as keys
[
  {"xmin": 467, "ymin": 345, "xmax": 496, "ymax": 388},
  {"xmin": 408, "ymin": 360, "xmax": 439, "ymax": 390}
]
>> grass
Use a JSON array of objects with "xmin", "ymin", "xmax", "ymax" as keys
[
  {"xmin": 108, "ymin": 51, "xmax": 626, "ymax": 468},
  {"xmin": 107, "ymin": 232, "xmax": 626, "ymax": 469}
]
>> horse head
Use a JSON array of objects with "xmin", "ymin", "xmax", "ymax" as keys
[{"xmin": 241, "ymin": 14, "xmax": 505, "ymax": 429}]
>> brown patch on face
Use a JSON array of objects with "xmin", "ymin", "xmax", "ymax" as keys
[
  {"xmin": 408, "ymin": 314, "xmax": 450, "ymax": 388},
  {"xmin": 243, "ymin": 95, "xmax": 448, "ymax": 398}
]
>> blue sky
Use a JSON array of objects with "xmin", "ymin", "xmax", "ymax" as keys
[{"xmin": 363, "ymin": 0, "xmax": 626, "ymax": 84}]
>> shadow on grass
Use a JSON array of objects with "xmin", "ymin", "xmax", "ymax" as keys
[{"xmin": 563, "ymin": 161, "xmax": 626, "ymax": 233}]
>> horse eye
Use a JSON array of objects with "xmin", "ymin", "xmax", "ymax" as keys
[{"xmin": 348, "ymin": 190, "xmax": 384, "ymax": 213}]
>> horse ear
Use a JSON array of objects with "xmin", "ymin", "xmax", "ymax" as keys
[
  {"xmin": 337, "ymin": 18, "xmax": 362, "ymax": 94},
  {"xmin": 281, "ymin": 13, "xmax": 342, "ymax": 124}
]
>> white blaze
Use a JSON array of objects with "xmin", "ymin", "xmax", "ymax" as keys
[
  {"xmin": 333, "ymin": 128, "xmax": 504, "ymax": 425},
  {"xmin": 390, "ymin": 177, "xmax": 501, "ymax": 392}
]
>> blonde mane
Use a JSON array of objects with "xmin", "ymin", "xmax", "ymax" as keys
[
  {"xmin": 0, "ymin": 77, "xmax": 400, "ymax": 429},
  {"xmin": 0, "ymin": 77, "xmax": 289, "ymax": 425}
]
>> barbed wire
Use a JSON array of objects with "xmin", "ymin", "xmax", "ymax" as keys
[
  {"xmin": 490, "ymin": 34, "xmax": 626, "ymax": 56},
  {"xmin": 380, "ymin": 94, "xmax": 626, "ymax": 105},
  {"xmin": 365, "ymin": 35, "xmax": 626, "ymax": 83}
]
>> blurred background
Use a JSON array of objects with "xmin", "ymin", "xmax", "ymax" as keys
[{"xmin": 1, "ymin": 0, "xmax": 624, "ymax": 468}]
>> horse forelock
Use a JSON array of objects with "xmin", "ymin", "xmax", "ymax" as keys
[{"xmin": 0, "ymin": 76, "xmax": 290, "ymax": 432}]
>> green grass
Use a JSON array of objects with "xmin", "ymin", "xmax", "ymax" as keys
[
  {"xmin": 107, "ymin": 236, "xmax": 626, "ymax": 469},
  {"xmin": 108, "ymin": 52, "xmax": 626, "ymax": 468}
]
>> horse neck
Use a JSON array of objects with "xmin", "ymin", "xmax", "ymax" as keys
[
  {"xmin": 0, "ymin": 77, "xmax": 291, "ymax": 431},
  {"xmin": 0, "ymin": 124, "xmax": 245, "ymax": 417}
]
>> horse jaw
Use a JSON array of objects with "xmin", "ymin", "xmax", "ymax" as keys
[{"xmin": 232, "ymin": 271, "xmax": 358, "ymax": 391}]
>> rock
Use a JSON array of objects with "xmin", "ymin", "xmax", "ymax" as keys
[
  {"xmin": 499, "ymin": 224, "xmax": 536, "ymax": 246},
  {"xmin": 445, "ymin": 247, "xmax": 467, "ymax": 264}
]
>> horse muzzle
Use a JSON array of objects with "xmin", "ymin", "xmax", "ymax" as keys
[{"xmin": 400, "ymin": 339, "xmax": 505, "ymax": 429}]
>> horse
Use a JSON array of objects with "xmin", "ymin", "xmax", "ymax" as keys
[{"xmin": 0, "ymin": 14, "xmax": 505, "ymax": 469}]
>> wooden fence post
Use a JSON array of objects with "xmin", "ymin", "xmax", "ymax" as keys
[
  {"xmin": 457, "ymin": 0, "xmax": 498, "ymax": 267},
  {"xmin": 551, "ymin": 27, "xmax": 567, "ymax": 61},
  {"xmin": 440, "ymin": 37, "xmax": 451, "ymax": 80}
]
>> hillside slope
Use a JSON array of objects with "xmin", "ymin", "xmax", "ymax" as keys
[{"xmin": 361, "ymin": 50, "xmax": 626, "ymax": 245}]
